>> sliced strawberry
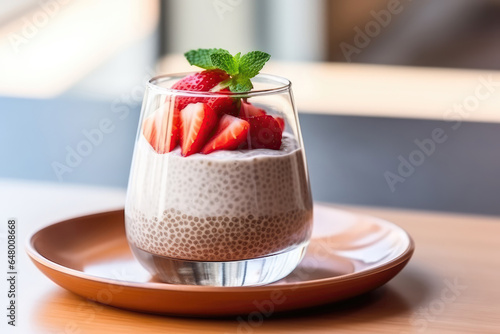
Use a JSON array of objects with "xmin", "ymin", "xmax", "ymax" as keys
[
  {"xmin": 142, "ymin": 114, "xmax": 156, "ymax": 146},
  {"xmin": 246, "ymin": 115, "xmax": 283, "ymax": 150},
  {"xmin": 201, "ymin": 115, "xmax": 249, "ymax": 154},
  {"xmin": 156, "ymin": 107, "xmax": 180, "ymax": 153},
  {"xmin": 208, "ymin": 88, "xmax": 240, "ymax": 116},
  {"xmin": 275, "ymin": 116, "xmax": 285, "ymax": 132},
  {"xmin": 172, "ymin": 70, "xmax": 239, "ymax": 116},
  {"xmin": 142, "ymin": 104, "xmax": 180, "ymax": 153},
  {"xmin": 180, "ymin": 103, "xmax": 218, "ymax": 156},
  {"xmin": 239, "ymin": 101, "xmax": 266, "ymax": 118}
]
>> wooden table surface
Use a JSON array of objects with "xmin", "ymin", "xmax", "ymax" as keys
[{"xmin": 1, "ymin": 179, "xmax": 499, "ymax": 333}]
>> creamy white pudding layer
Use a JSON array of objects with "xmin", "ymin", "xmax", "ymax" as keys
[{"xmin": 126, "ymin": 134, "xmax": 313, "ymax": 261}]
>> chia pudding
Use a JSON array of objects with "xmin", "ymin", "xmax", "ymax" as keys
[{"xmin": 125, "ymin": 134, "xmax": 313, "ymax": 262}]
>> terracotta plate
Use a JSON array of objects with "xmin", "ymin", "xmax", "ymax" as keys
[{"xmin": 26, "ymin": 205, "xmax": 414, "ymax": 316}]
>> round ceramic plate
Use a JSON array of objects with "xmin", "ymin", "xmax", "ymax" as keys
[{"xmin": 26, "ymin": 205, "xmax": 414, "ymax": 316}]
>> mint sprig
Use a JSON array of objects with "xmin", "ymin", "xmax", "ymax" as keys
[
  {"xmin": 184, "ymin": 48, "xmax": 230, "ymax": 70},
  {"xmin": 184, "ymin": 48, "xmax": 271, "ymax": 93},
  {"xmin": 211, "ymin": 52, "xmax": 239, "ymax": 76}
]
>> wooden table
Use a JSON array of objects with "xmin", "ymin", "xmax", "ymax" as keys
[{"xmin": 1, "ymin": 179, "xmax": 499, "ymax": 333}]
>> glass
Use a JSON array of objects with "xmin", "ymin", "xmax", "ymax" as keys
[{"xmin": 125, "ymin": 73, "xmax": 313, "ymax": 286}]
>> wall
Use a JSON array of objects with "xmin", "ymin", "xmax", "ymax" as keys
[{"xmin": 3, "ymin": 101, "xmax": 500, "ymax": 215}]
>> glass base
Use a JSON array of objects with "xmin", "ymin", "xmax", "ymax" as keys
[{"xmin": 130, "ymin": 243, "xmax": 308, "ymax": 286}]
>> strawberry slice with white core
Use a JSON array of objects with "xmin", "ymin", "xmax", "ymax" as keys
[
  {"xmin": 180, "ymin": 103, "xmax": 218, "ymax": 156},
  {"xmin": 239, "ymin": 101, "xmax": 266, "ymax": 118},
  {"xmin": 142, "ymin": 104, "xmax": 180, "ymax": 153},
  {"xmin": 157, "ymin": 107, "xmax": 180, "ymax": 153},
  {"xmin": 201, "ymin": 115, "xmax": 249, "ymax": 154},
  {"xmin": 142, "ymin": 115, "xmax": 157, "ymax": 146}
]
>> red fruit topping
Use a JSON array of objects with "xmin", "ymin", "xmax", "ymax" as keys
[
  {"xmin": 246, "ymin": 115, "xmax": 283, "ymax": 150},
  {"xmin": 158, "ymin": 108, "xmax": 180, "ymax": 153},
  {"xmin": 172, "ymin": 70, "xmax": 238, "ymax": 116},
  {"xmin": 180, "ymin": 103, "xmax": 218, "ymax": 156},
  {"xmin": 275, "ymin": 116, "xmax": 285, "ymax": 132},
  {"xmin": 142, "ymin": 115, "xmax": 156, "ymax": 145},
  {"xmin": 201, "ymin": 115, "xmax": 249, "ymax": 154},
  {"xmin": 207, "ymin": 88, "xmax": 239, "ymax": 116},
  {"xmin": 239, "ymin": 101, "xmax": 266, "ymax": 118},
  {"xmin": 172, "ymin": 69, "xmax": 229, "ymax": 92},
  {"xmin": 142, "ymin": 105, "xmax": 180, "ymax": 153}
]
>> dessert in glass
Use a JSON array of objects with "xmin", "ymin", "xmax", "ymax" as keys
[{"xmin": 125, "ymin": 49, "xmax": 313, "ymax": 286}]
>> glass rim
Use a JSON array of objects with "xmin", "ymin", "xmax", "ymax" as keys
[{"xmin": 147, "ymin": 72, "xmax": 291, "ymax": 98}]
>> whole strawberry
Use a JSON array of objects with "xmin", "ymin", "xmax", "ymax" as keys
[
  {"xmin": 172, "ymin": 48, "xmax": 271, "ymax": 117},
  {"xmin": 171, "ymin": 69, "xmax": 238, "ymax": 115},
  {"xmin": 182, "ymin": 48, "xmax": 271, "ymax": 93}
]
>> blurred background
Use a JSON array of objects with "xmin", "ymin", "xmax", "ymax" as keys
[{"xmin": 1, "ymin": 0, "xmax": 500, "ymax": 214}]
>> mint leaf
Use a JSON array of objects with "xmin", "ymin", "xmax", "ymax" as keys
[
  {"xmin": 184, "ymin": 48, "xmax": 271, "ymax": 92},
  {"xmin": 229, "ymin": 77, "xmax": 253, "ymax": 93},
  {"xmin": 234, "ymin": 52, "xmax": 241, "ymax": 64},
  {"xmin": 184, "ymin": 48, "xmax": 230, "ymax": 69},
  {"xmin": 210, "ymin": 53, "xmax": 239, "ymax": 76},
  {"xmin": 238, "ymin": 51, "xmax": 271, "ymax": 79}
]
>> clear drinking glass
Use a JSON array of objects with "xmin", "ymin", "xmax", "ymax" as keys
[{"xmin": 125, "ymin": 73, "xmax": 313, "ymax": 286}]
